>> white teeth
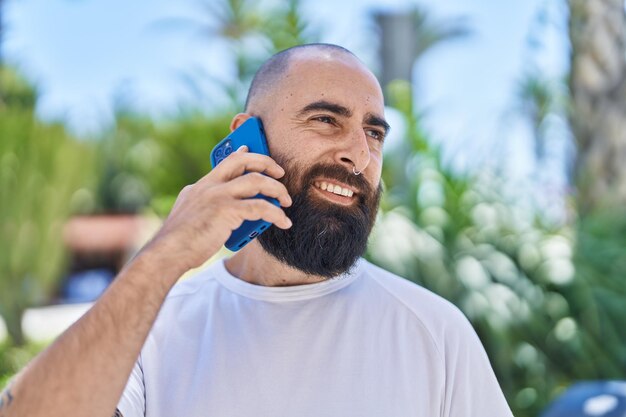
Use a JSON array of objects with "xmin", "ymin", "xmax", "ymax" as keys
[{"xmin": 314, "ymin": 181, "xmax": 354, "ymax": 198}]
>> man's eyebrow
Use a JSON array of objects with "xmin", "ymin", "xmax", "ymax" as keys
[
  {"xmin": 365, "ymin": 113, "xmax": 391, "ymax": 135},
  {"xmin": 297, "ymin": 100, "xmax": 390, "ymax": 135},
  {"xmin": 297, "ymin": 100, "xmax": 352, "ymax": 118}
]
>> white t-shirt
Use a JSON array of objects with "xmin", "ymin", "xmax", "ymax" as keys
[{"xmin": 118, "ymin": 258, "xmax": 513, "ymax": 417}]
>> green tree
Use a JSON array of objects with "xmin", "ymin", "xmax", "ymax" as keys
[
  {"xmin": 0, "ymin": 67, "xmax": 94, "ymax": 345},
  {"xmin": 516, "ymin": 73, "xmax": 558, "ymax": 165},
  {"xmin": 567, "ymin": 0, "xmax": 626, "ymax": 363},
  {"xmin": 93, "ymin": 108, "xmax": 233, "ymax": 216},
  {"xmin": 561, "ymin": 0, "xmax": 626, "ymax": 398}
]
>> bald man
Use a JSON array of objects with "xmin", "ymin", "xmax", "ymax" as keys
[{"xmin": 0, "ymin": 44, "xmax": 513, "ymax": 417}]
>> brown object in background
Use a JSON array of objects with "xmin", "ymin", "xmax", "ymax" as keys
[{"xmin": 63, "ymin": 214, "xmax": 144, "ymax": 254}]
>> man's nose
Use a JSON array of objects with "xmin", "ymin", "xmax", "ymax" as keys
[{"xmin": 334, "ymin": 128, "xmax": 371, "ymax": 173}]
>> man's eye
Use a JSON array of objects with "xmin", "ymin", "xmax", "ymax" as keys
[
  {"xmin": 313, "ymin": 116, "xmax": 335, "ymax": 124},
  {"xmin": 366, "ymin": 129, "xmax": 385, "ymax": 142}
]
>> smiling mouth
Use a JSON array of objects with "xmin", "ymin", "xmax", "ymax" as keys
[{"xmin": 314, "ymin": 181, "xmax": 355, "ymax": 197}]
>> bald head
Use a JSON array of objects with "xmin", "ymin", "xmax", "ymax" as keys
[{"xmin": 244, "ymin": 43, "xmax": 362, "ymax": 113}]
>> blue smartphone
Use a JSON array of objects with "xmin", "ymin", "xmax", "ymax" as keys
[{"xmin": 210, "ymin": 117, "xmax": 280, "ymax": 252}]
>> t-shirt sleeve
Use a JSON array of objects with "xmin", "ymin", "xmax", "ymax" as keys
[
  {"xmin": 441, "ymin": 312, "xmax": 514, "ymax": 417},
  {"xmin": 117, "ymin": 356, "xmax": 146, "ymax": 417}
]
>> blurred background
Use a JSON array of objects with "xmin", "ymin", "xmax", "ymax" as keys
[{"xmin": 1, "ymin": 0, "xmax": 625, "ymax": 416}]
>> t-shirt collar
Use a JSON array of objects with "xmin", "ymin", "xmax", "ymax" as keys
[{"xmin": 214, "ymin": 258, "xmax": 363, "ymax": 302}]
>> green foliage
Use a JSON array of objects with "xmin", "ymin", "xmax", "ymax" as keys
[
  {"xmin": 409, "ymin": 6, "xmax": 471, "ymax": 59},
  {"xmin": 0, "ymin": 66, "xmax": 37, "ymax": 110},
  {"xmin": 201, "ymin": 0, "xmax": 317, "ymax": 53},
  {"xmin": 0, "ymin": 341, "xmax": 46, "ymax": 388},
  {"xmin": 368, "ymin": 74, "xmax": 626, "ymax": 417},
  {"xmin": 183, "ymin": 0, "xmax": 318, "ymax": 109},
  {"xmin": 565, "ymin": 211, "xmax": 626, "ymax": 375},
  {"xmin": 264, "ymin": 0, "xmax": 318, "ymax": 52},
  {"xmin": 93, "ymin": 109, "xmax": 233, "ymax": 216},
  {"xmin": 92, "ymin": 112, "xmax": 155, "ymax": 214},
  {"xmin": 514, "ymin": 72, "xmax": 568, "ymax": 168},
  {"xmin": 0, "ymin": 66, "xmax": 95, "ymax": 346},
  {"xmin": 145, "ymin": 112, "xmax": 232, "ymax": 207}
]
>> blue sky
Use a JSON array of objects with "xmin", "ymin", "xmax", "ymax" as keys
[{"xmin": 3, "ymin": 0, "xmax": 569, "ymax": 181}]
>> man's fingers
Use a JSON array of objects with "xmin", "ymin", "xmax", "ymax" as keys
[
  {"xmin": 239, "ymin": 199, "xmax": 292, "ymax": 229},
  {"xmin": 209, "ymin": 150, "xmax": 285, "ymax": 182},
  {"xmin": 227, "ymin": 173, "xmax": 292, "ymax": 207}
]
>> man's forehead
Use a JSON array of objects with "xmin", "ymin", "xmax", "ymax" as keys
[
  {"xmin": 247, "ymin": 47, "xmax": 385, "ymax": 117},
  {"xmin": 281, "ymin": 55, "xmax": 384, "ymax": 105}
]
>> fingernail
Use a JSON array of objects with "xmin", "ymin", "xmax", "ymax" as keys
[
  {"xmin": 237, "ymin": 145, "xmax": 248, "ymax": 152},
  {"xmin": 286, "ymin": 218, "xmax": 293, "ymax": 227}
]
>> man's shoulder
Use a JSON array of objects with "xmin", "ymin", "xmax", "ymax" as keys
[
  {"xmin": 360, "ymin": 260, "xmax": 470, "ymax": 331},
  {"xmin": 165, "ymin": 260, "xmax": 223, "ymax": 301}
]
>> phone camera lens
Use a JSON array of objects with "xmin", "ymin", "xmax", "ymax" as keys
[
  {"xmin": 215, "ymin": 147, "xmax": 224, "ymax": 157},
  {"xmin": 224, "ymin": 146, "xmax": 233, "ymax": 156}
]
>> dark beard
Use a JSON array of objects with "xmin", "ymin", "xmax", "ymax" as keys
[{"xmin": 258, "ymin": 157, "xmax": 382, "ymax": 279}]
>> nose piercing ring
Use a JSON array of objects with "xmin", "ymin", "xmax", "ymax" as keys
[{"xmin": 353, "ymin": 165, "xmax": 361, "ymax": 176}]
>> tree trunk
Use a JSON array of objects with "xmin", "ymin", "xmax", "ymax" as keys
[
  {"xmin": 566, "ymin": 0, "xmax": 626, "ymax": 383},
  {"xmin": 568, "ymin": 0, "xmax": 626, "ymax": 215}
]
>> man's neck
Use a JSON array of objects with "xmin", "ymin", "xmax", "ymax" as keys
[{"xmin": 224, "ymin": 241, "xmax": 328, "ymax": 287}]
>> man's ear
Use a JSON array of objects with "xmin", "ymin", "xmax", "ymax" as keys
[{"xmin": 230, "ymin": 113, "xmax": 252, "ymax": 131}]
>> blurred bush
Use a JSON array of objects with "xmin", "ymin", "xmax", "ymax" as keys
[
  {"xmin": 0, "ymin": 66, "xmax": 95, "ymax": 346},
  {"xmin": 367, "ymin": 79, "xmax": 626, "ymax": 417},
  {"xmin": 92, "ymin": 109, "xmax": 232, "ymax": 216},
  {"xmin": 0, "ymin": 341, "xmax": 45, "ymax": 388},
  {"xmin": 370, "ymin": 80, "xmax": 542, "ymax": 416}
]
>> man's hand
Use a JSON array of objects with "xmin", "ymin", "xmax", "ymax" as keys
[{"xmin": 147, "ymin": 145, "xmax": 292, "ymax": 271}]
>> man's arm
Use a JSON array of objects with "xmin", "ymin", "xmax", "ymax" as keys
[
  {"xmin": 1, "ymin": 241, "xmax": 190, "ymax": 417},
  {"xmin": 0, "ymin": 147, "xmax": 291, "ymax": 417}
]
